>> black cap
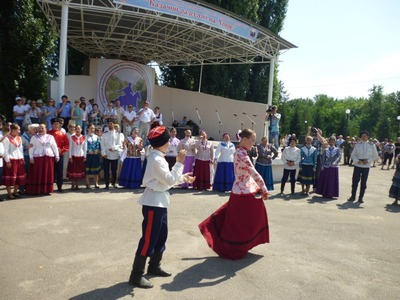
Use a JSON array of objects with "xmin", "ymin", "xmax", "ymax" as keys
[{"xmin": 148, "ymin": 126, "xmax": 170, "ymax": 148}]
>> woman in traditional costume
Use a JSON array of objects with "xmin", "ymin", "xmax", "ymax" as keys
[
  {"xmin": 26, "ymin": 124, "xmax": 59, "ymax": 195},
  {"xmin": 298, "ymin": 136, "xmax": 317, "ymax": 195},
  {"xmin": 85, "ymin": 124, "xmax": 102, "ymax": 189},
  {"xmin": 67, "ymin": 125, "xmax": 86, "ymax": 190},
  {"xmin": 199, "ymin": 128, "xmax": 269, "ymax": 260},
  {"xmin": 193, "ymin": 130, "xmax": 214, "ymax": 190},
  {"xmin": 165, "ymin": 127, "xmax": 180, "ymax": 170},
  {"xmin": 2, "ymin": 124, "xmax": 26, "ymax": 199},
  {"xmin": 316, "ymin": 136, "xmax": 341, "ymax": 198},
  {"xmin": 255, "ymin": 136, "xmax": 278, "ymax": 191},
  {"xmin": 389, "ymin": 154, "xmax": 400, "ymax": 206},
  {"xmin": 178, "ymin": 129, "xmax": 196, "ymax": 188},
  {"xmin": 212, "ymin": 132, "xmax": 235, "ymax": 192},
  {"xmin": 119, "ymin": 127, "xmax": 143, "ymax": 189}
]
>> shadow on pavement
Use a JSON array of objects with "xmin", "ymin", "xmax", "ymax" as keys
[
  {"xmin": 161, "ymin": 254, "xmax": 263, "ymax": 291},
  {"xmin": 385, "ymin": 203, "xmax": 400, "ymax": 213},
  {"xmin": 336, "ymin": 201, "xmax": 364, "ymax": 210},
  {"xmin": 69, "ymin": 282, "xmax": 134, "ymax": 300},
  {"xmin": 307, "ymin": 196, "xmax": 337, "ymax": 204}
]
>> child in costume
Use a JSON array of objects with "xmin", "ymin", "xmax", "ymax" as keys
[{"xmin": 128, "ymin": 126, "xmax": 195, "ymax": 288}]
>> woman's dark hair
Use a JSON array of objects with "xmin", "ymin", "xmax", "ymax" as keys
[
  {"xmin": 92, "ymin": 104, "xmax": 98, "ymax": 109},
  {"xmin": 239, "ymin": 128, "xmax": 255, "ymax": 139}
]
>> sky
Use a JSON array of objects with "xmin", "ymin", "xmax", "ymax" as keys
[{"xmin": 278, "ymin": 0, "xmax": 400, "ymax": 100}]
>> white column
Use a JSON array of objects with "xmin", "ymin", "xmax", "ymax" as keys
[
  {"xmin": 265, "ymin": 57, "xmax": 276, "ymax": 137},
  {"xmin": 58, "ymin": 2, "xmax": 69, "ymax": 104},
  {"xmin": 198, "ymin": 62, "xmax": 204, "ymax": 93}
]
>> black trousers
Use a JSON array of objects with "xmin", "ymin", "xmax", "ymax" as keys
[
  {"xmin": 103, "ymin": 158, "xmax": 118, "ymax": 185},
  {"xmin": 351, "ymin": 166, "xmax": 370, "ymax": 199},
  {"xmin": 281, "ymin": 169, "xmax": 296, "ymax": 183},
  {"xmin": 54, "ymin": 156, "xmax": 64, "ymax": 189}
]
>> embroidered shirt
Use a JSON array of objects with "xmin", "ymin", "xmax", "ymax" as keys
[
  {"xmin": 215, "ymin": 141, "xmax": 235, "ymax": 163},
  {"xmin": 255, "ymin": 143, "xmax": 278, "ymax": 166},
  {"xmin": 69, "ymin": 134, "xmax": 87, "ymax": 158},
  {"xmin": 29, "ymin": 134, "xmax": 59, "ymax": 159},
  {"xmin": 86, "ymin": 134, "xmax": 101, "ymax": 154},
  {"xmin": 178, "ymin": 137, "xmax": 196, "ymax": 156},
  {"xmin": 3, "ymin": 135, "xmax": 24, "ymax": 162},
  {"xmin": 300, "ymin": 145, "xmax": 317, "ymax": 167},
  {"xmin": 321, "ymin": 146, "xmax": 341, "ymax": 168},
  {"xmin": 166, "ymin": 137, "xmax": 180, "ymax": 157},
  {"xmin": 195, "ymin": 140, "xmax": 214, "ymax": 161}
]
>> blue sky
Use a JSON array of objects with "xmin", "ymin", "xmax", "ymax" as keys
[{"xmin": 278, "ymin": 0, "xmax": 400, "ymax": 100}]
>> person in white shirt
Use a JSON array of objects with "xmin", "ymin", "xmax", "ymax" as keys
[
  {"xmin": 67, "ymin": 125, "xmax": 87, "ymax": 190},
  {"xmin": 101, "ymin": 118, "xmax": 123, "ymax": 189},
  {"xmin": 137, "ymin": 101, "xmax": 156, "ymax": 139},
  {"xmin": 154, "ymin": 107, "xmax": 163, "ymax": 125},
  {"xmin": 13, "ymin": 96, "xmax": 27, "ymax": 130},
  {"xmin": 123, "ymin": 105, "xmax": 137, "ymax": 137},
  {"xmin": 2, "ymin": 124, "xmax": 26, "ymax": 199},
  {"xmin": 348, "ymin": 131, "xmax": 379, "ymax": 203},
  {"xmin": 114, "ymin": 99, "xmax": 125, "ymax": 128},
  {"xmin": 213, "ymin": 132, "xmax": 236, "ymax": 192},
  {"xmin": 128, "ymin": 126, "xmax": 194, "ymax": 289},
  {"xmin": 280, "ymin": 136, "xmax": 301, "ymax": 195},
  {"xmin": 193, "ymin": 130, "xmax": 214, "ymax": 190},
  {"xmin": 26, "ymin": 124, "xmax": 59, "ymax": 195},
  {"xmin": 165, "ymin": 127, "xmax": 180, "ymax": 170},
  {"xmin": 177, "ymin": 129, "xmax": 196, "ymax": 188}
]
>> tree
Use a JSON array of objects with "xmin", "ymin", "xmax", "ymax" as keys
[{"xmin": 0, "ymin": 0, "xmax": 57, "ymax": 119}]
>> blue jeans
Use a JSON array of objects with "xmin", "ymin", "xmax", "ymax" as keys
[{"xmin": 269, "ymin": 131, "xmax": 280, "ymax": 150}]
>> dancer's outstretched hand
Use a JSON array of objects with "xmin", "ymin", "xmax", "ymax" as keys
[{"xmin": 183, "ymin": 172, "xmax": 196, "ymax": 183}]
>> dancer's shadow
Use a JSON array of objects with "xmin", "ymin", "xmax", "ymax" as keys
[
  {"xmin": 69, "ymin": 282, "xmax": 134, "ymax": 300},
  {"xmin": 308, "ymin": 196, "xmax": 337, "ymax": 204},
  {"xmin": 385, "ymin": 203, "xmax": 400, "ymax": 213},
  {"xmin": 336, "ymin": 201, "xmax": 364, "ymax": 210},
  {"xmin": 161, "ymin": 254, "xmax": 262, "ymax": 291}
]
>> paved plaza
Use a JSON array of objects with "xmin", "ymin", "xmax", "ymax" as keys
[{"xmin": 0, "ymin": 165, "xmax": 399, "ymax": 300}]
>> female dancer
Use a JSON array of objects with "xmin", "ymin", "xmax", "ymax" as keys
[
  {"xmin": 67, "ymin": 125, "xmax": 86, "ymax": 189},
  {"xmin": 178, "ymin": 129, "xmax": 196, "ymax": 188},
  {"xmin": 213, "ymin": 132, "xmax": 236, "ymax": 192},
  {"xmin": 85, "ymin": 124, "xmax": 102, "ymax": 189},
  {"xmin": 119, "ymin": 127, "xmax": 144, "ymax": 189},
  {"xmin": 2, "ymin": 124, "xmax": 26, "ymax": 199},
  {"xmin": 193, "ymin": 130, "xmax": 214, "ymax": 190},
  {"xmin": 316, "ymin": 136, "xmax": 341, "ymax": 198},
  {"xmin": 298, "ymin": 136, "xmax": 317, "ymax": 195},
  {"xmin": 199, "ymin": 128, "xmax": 269, "ymax": 260},
  {"xmin": 255, "ymin": 136, "xmax": 278, "ymax": 191}
]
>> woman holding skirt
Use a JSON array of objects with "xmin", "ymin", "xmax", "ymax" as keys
[
  {"xmin": 178, "ymin": 129, "xmax": 196, "ymax": 188},
  {"xmin": 119, "ymin": 127, "xmax": 143, "ymax": 189},
  {"xmin": 85, "ymin": 124, "xmax": 102, "ymax": 188},
  {"xmin": 67, "ymin": 125, "xmax": 86, "ymax": 189},
  {"xmin": 316, "ymin": 136, "xmax": 341, "ymax": 198},
  {"xmin": 213, "ymin": 133, "xmax": 236, "ymax": 192},
  {"xmin": 255, "ymin": 136, "xmax": 278, "ymax": 191},
  {"xmin": 298, "ymin": 136, "xmax": 317, "ymax": 195},
  {"xmin": 199, "ymin": 128, "xmax": 269, "ymax": 260}
]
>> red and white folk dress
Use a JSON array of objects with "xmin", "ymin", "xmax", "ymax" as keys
[
  {"xmin": 67, "ymin": 134, "xmax": 86, "ymax": 180},
  {"xmin": 2, "ymin": 134, "xmax": 26, "ymax": 186}
]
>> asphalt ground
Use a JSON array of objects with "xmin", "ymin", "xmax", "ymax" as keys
[{"xmin": 0, "ymin": 164, "xmax": 399, "ymax": 300}]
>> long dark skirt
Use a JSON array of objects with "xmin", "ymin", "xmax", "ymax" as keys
[
  {"xmin": 119, "ymin": 157, "xmax": 143, "ymax": 189},
  {"xmin": 255, "ymin": 162, "xmax": 274, "ymax": 190},
  {"xmin": 67, "ymin": 156, "xmax": 86, "ymax": 180},
  {"xmin": 199, "ymin": 193, "xmax": 269, "ymax": 260},
  {"xmin": 213, "ymin": 162, "xmax": 235, "ymax": 192},
  {"xmin": 316, "ymin": 167, "xmax": 339, "ymax": 198},
  {"xmin": 193, "ymin": 159, "xmax": 211, "ymax": 190},
  {"xmin": 26, "ymin": 156, "xmax": 54, "ymax": 194},
  {"xmin": 389, "ymin": 168, "xmax": 400, "ymax": 200},
  {"xmin": 298, "ymin": 164, "xmax": 314, "ymax": 185},
  {"xmin": 85, "ymin": 154, "xmax": 101, "ymax": 175},
  {"xmin": 2, "ymin": 159, "xmax": 26, "ymax": 186}
]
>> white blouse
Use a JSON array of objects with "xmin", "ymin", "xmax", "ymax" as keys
[
  {"xmin": 69, "ymin": 134, "xmax": 87, "ymax": 158},
  {"xmin": 214, "ymin": 141, "xmax": 235, "ymax": 163},
  {"xmin": 2, "ymin": 135, "xmax": 24, "ymax": 162},
  {"xmin": 178, "ymin": 137, "xmax": 196, "ymax": 156},
  {"xmin": 29, "ymin": 134, "xmax": 59, "ymax": 159}
]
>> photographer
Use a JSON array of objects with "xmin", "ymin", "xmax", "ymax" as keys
[{"xmin": 266, "ymin": 105, "xmax": 281, "ymax": 150}]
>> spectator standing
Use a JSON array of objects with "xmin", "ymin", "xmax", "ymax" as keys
[
  {"xmin": 123, "ymin": 104, "xmax": 137, "ymax": 137},
  {"xmin": 266, "ymin": 105, "xmax": 281, "ymax": 150},
  {"xmin": 27, "ymin": 100, "xmax": 41, "ymax": 124},
  {"xmin": 114, "ymin": 99, "xmax": 125, "ymax": 128},
  {"xmin": 348, "ymin": 131, "xmax": 379, "ymax": 203},
  {"xmin": 137, "ymin": 101, "xmax": 155, "ymax": 139},
  {"xmin": 89, "ymin": 104, "xmax": 103, "ymax": 127},
  {"xmin": 56, "ymin": 95, "xmax": 72, "ymax": 131},
  {"xmin": 71, "ymin": 100, "xmax": 83, "ymax": 127},
  {"xmin": 280, "ymin": 137, "xmax": 301, "ymax": 195},
  {"xmin": 154, "ymin": 107, "xmax": 163, "ymax": 125},
  {"xmin": 45, "ymin": 99, "xmax": 57, "ymax": 130},
  {"xmin": 381, "ymin": 139, "xmax": 395, "ymax": 170},
  {"xmin": 13, "ymin": 96, "xmax": 26, "ymax": 129}
]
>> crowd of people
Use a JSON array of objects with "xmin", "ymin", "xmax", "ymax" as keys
[{"xmin": 0, "ymin": 98, "xmax": 399, "ymax": 207}]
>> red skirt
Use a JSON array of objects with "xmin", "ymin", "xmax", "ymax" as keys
[
  {"xmin": 198, "ymin": 193, "xmax": 269, "ymax": 260},
  {"xmin": 67, "ymin": 156, "xmax": 86, "ymax": 180},
  {"xmin": 26, "ymin": 156, "xmax": 55, "ymax": 194},
  {"xmin": 2, "ymin": 159, "xmax": 26, "ymax": 186},
  {"xmin": 193, "ymin": 159, "xmax": 211, "ymax": 190}
]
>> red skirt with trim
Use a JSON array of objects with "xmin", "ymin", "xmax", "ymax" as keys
[
  {"xmin": 2, "ymin": 159, "xmax": 26, "ymax": 186},
  {"xmin": 199, "ymin": 193, "xmax": 269, "ymax": 260},
  {"xmin": 67, "ymin": 156, "xmax": 86, "ymax": 180},
  {"xmin": 193, "ymin": 159, "xmax": 211, "ymax": 190},
  {"xmin": 26, "ymin": 156, "xmax": 55, "ymax": 194}
]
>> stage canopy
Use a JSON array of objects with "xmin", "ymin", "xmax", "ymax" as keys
[{"xmin": 37, "ymin": 0, "xmax": 296, "ymax": 66}]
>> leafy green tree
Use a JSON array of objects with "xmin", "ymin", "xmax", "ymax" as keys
[{"xmin": 0, "ymin": 0, "xmax": 57, "ymax": 118}]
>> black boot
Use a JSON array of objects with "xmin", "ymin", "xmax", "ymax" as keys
[
  {"xmin": 147, "ymin": 252, "xmax": 171, "ymax": 277},
  {"xmin": 291, "ymin": 182, "xmax": 295, "ymax": 195},
  {"xmin": 280, "ymin": 183, "xmax": 285, "ymax": 195},
  {"xmin": 128, "ymin": 255, "xmax": 153, "ymax": 288}
]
